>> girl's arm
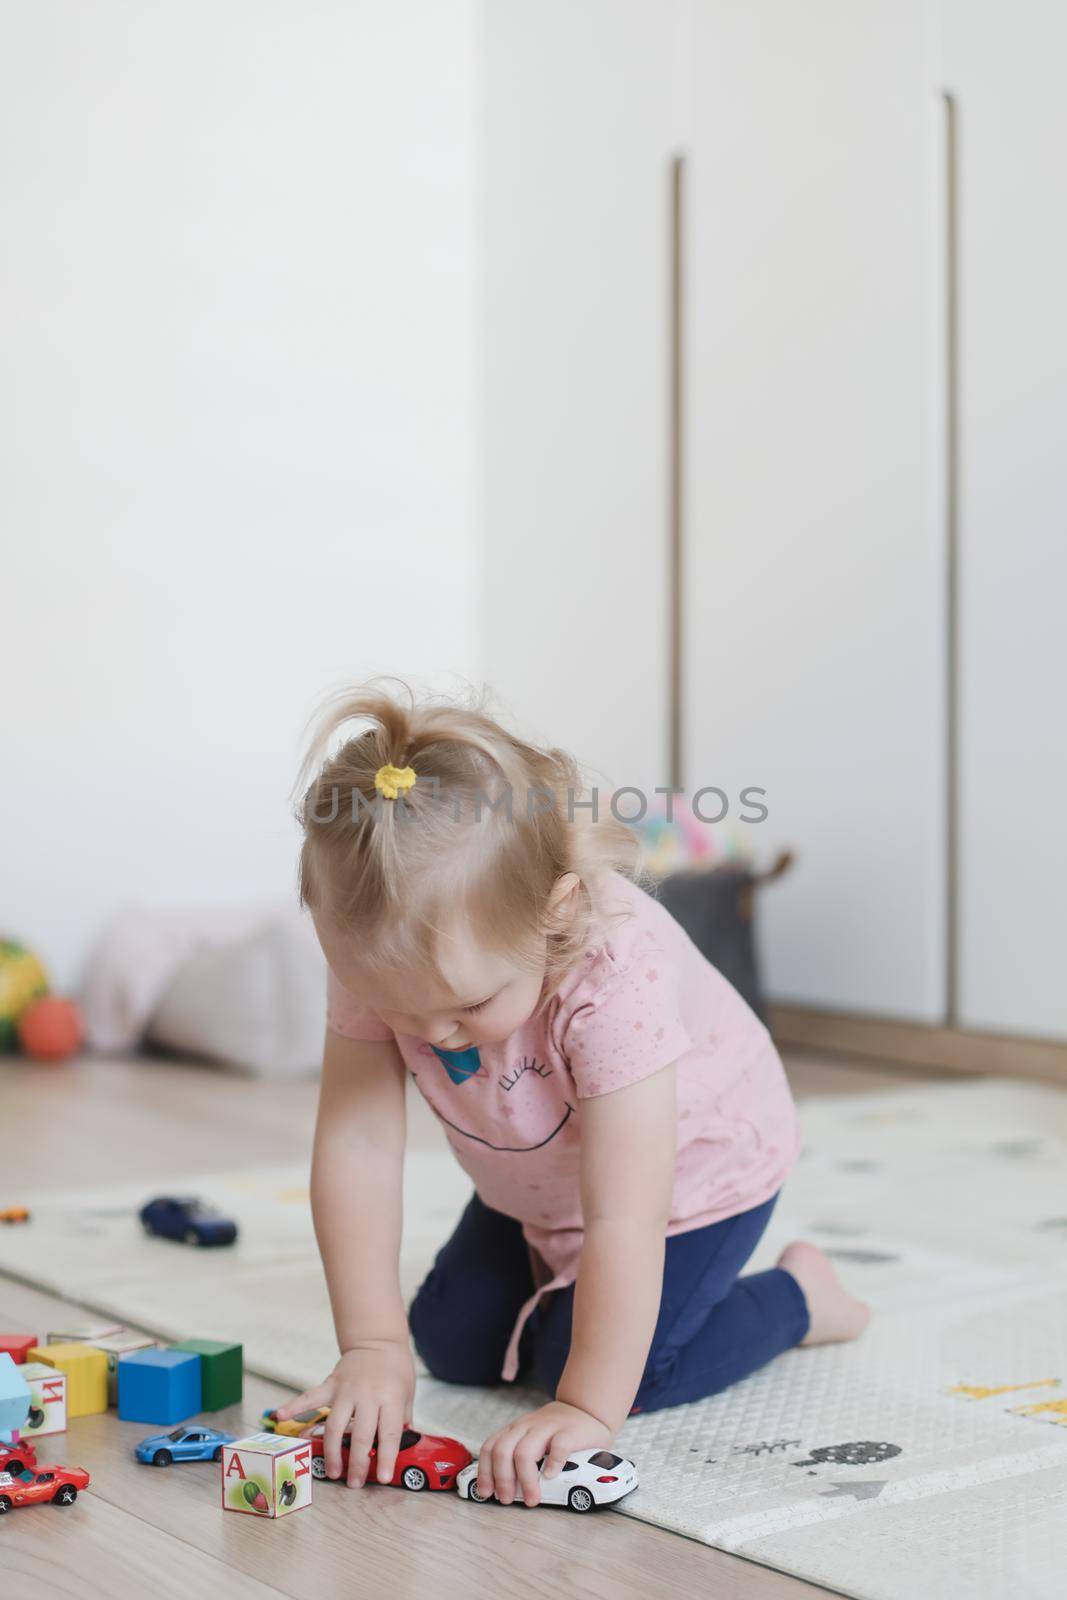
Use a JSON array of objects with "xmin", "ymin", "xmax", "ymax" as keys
[
  {"xmin": 557, "ymin": 1061, "xmax": 677, "ymax": 1427},
  {"xmin": 477, "ymin": 1062, "xmax": 677, "ymax": 1506},
  {"xmin": 275, "ymin": 1027, "xmax": 414, "ymax": 1487},
  {"xmin": 311, "ymin": 1027, "xmax": 409, "ymax": 1349}
]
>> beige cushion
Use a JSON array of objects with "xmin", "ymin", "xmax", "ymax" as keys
[{"xmin": 147, "ymin": 913, "xmax": 325, "ymax": 1077}]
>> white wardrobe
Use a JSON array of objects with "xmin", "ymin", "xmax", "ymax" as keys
[
  {"xmin": 684, "ymin": 1, "xmax": 944, "ymax": 1024},
  {"xmin": 481, "ymin": 1, "xmax": 1067, "ymax": 1045},
  {"xmin": 942, "ymin": 0, "xmax": 1067, "ymax": 1041}
]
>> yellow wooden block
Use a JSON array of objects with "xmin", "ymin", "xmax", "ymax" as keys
[{"xmin": 27, "ymin": 1341, "xmax": 109, "ymax": 1416}]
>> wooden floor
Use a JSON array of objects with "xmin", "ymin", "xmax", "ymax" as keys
[{"xmin": 0, "ymin": 1048, "xmax": 946, "ymax": 1599}]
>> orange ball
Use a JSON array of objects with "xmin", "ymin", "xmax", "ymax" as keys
[{"xmin": 17, "ymin": 997, "xmax": 84, "ymax": 1063}]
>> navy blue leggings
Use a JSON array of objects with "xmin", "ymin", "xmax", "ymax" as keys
[{"xmin": 408, "ymin": 1192, "xmax": 809, "ymax": 1414}]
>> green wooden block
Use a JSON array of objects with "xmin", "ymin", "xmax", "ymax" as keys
[{"xmin": 171, "ymin": 1339, "xmax": 243, "ymax": 1411}]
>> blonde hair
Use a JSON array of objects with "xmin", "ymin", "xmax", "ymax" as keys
[{"xmin": 295, "ymin": 680, "xmax": 640, "ymax": 1003}]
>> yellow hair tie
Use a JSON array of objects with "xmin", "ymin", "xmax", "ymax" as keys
[{"xmin": 374, "ymin": 763, "xmax": 417, "ymax": 800}]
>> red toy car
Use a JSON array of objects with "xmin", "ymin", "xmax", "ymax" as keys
[
  {"xmin": 0, "ymin": 1464, "xmax": 90, "ymax": 1512},
  {"xmin": 308, "ymin": 1426, "xmax": 471, "ymax": 1491},
  {"xmin": 0, "ymin": 1439, "xmax": 38, "ymax": 1476}
]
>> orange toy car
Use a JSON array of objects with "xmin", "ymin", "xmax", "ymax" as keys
[
  {"xmin": 0, "ymin": 1207, "xmax": 30, "ymax": 1225},
  {"xmin": 0, "ymin": 1465, "xmax": 90, "ymax": 1512},
  {"xmin": 0, "ymin": 1440, "xmax": 38, "ymax": 1476},
  {"xmin": 309, "ymin": 1426, "xmax": 471, "ymax": 1491}
]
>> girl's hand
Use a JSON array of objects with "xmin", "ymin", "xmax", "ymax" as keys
[
  {"xmin": 274, "ymin": 1340, "xmax": 416, "ymax": 1488},
  {"xmin": 476, "ymin": 1401, "xmax": 612, "ymax": 1508}
]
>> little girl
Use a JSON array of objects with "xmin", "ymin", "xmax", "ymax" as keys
[{"xmin": 276, "ymin": 684, "xmax": 868, "ymax": 1505}]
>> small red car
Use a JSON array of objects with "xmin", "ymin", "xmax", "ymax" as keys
[
  {"xmin": 308, "ymin": 1426, "xmax": 471, "ymax": 1491},
  {"xmin": 0, "ymin": 1440, "xmax": 38, "ymax": 1476},
  {"xmin": 0, "ymin": 1465, "xmax": 90, "ymax": 1512}
]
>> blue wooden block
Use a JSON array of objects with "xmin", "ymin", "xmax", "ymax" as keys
[
  {"xmin": 0, "ymin": 1352, "xmax": 30, "ymax": 1434},
  {"xmin": 117, "ymin": 1347, "xmax": 202, "ymax": 1424}
]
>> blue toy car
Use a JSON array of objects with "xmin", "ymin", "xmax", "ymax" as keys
[
  {"xmin": 139, "ymin": 1195, "xmax": 238, "ymax": 1247},
  {"xmin": 136, "ymin": 1425, "xmax": 235, "ymax": 1466}
]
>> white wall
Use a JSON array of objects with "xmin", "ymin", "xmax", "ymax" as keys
[
  {"xmin": 0, "ymin": 2, "xmax": 482, "ymax": 988},
  {"xmin": 480, "ymin": 0, "xmax": 691, "ymax": 795}
]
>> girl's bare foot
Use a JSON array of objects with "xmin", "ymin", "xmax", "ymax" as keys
[{"xmin": 778, "ymin": 1240, "xmax": 871, "ymax": 1346}]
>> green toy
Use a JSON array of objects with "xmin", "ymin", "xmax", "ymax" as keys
[
  {"xmin": 0, "ymin": 940, "xmax": 48, "ymax": 1051},
  {"xmin": 172, "ymin": 1339, "xmax": 243, "ymax": 1411}
]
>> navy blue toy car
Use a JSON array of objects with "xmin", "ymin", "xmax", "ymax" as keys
[
  {"xmin": 136, "ymin": 1425, "xmax": 235, "ymax": 1466},
  {"xmin": 139, "ymin": 1195, "xmax": 238, "ymax": 1247}
]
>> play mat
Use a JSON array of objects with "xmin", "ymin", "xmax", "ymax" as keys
[{"xmin": 1, "ymin": 1076, "xmax": 1065, "ymax": 1600}]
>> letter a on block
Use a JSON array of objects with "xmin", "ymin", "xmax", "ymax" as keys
[{"xmin": 226, "ymin": 1451, "xmax": 246, "ymax": 1479}]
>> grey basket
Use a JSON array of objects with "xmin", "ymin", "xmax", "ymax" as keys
[{"xmin": 654, "ymin": 852, "xmax": 793, "ymax": 1024}]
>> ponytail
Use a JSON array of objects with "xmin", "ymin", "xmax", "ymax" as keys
[{"xmin": 295, "ymin": 678, "xmax": 639, "ymax": 997}]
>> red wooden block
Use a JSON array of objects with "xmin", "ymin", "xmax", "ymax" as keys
[{"xmin": 0, "ymin": 1334, "xmax": 37, "ymax": 1365}]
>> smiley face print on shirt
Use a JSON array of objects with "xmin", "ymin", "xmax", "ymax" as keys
[{"xmin": 419, "ymin": 1043, "xmax": 575, "ymax": 1153}]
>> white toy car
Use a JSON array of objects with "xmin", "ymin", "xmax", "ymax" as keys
[{"xmin": 456, "ymin": 1449, "xmax": 638, "ymax": 1513}]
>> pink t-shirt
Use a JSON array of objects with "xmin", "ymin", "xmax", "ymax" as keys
[{"xmin": 326, "ymin": 871, "xmax": 799, "ymax": 1380}]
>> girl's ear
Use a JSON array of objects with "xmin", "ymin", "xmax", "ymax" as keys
[{"xmin": 546, "ymin": 872, "xmax": 581, "ymax": 932}]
